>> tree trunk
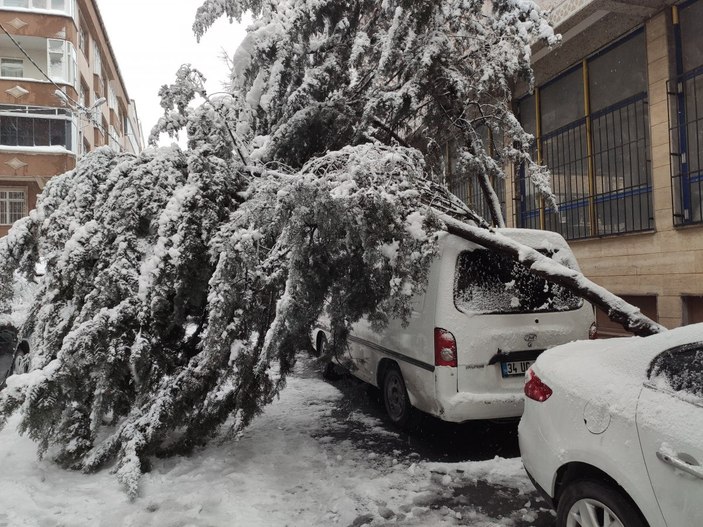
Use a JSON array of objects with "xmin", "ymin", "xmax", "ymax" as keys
[
  {"xmin": 475, "ymin": 171, "xmax": 506, "ymax": 228},
  {"xmin": 439, "ymin": 214, "xmax": 665, "ymax": 337}
]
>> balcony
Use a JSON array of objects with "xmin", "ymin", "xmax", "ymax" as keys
[
  {"xmin": 0, "ymin": 0, "xmax": 74, "ymax": 18},
  {"xmin": 0, "ymin": 34, "xmax": 75, "ymax": 87}
]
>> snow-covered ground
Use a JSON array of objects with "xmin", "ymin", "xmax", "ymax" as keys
[{"xmin": 0, "ymin": 360, "xmax": 554, "ymax": 526}]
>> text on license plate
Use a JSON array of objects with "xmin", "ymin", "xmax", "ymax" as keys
[{"xmin": 500, "ymin": 360, "xmax": 533, "ymax": 378}]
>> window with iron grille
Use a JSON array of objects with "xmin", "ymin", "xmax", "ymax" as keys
[
  {"xmin": 445, "ymin": 132, "xmax": 507, "ymax": 224},
  {"xmin": 446, "ymin": 171, "xmax": 506, "ymax": 224},
  {"xmin": 670, "ymin": 0, "xmax": 703, "ymax": 227},
  {"xmin": 516, "ymin": 29, "xmax": 653, "ymax": 239},
  {"xmin": 0, "ymin": 188, "xmax": 26, "ymax": 225},
  {"xmin": 516, "ymin": 97, "xmax": 541, "ymax": 230}
]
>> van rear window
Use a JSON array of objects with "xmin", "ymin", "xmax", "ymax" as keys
[{"xmin": 454, "ymin": 249, "xmax": 584, "ymax": 314}]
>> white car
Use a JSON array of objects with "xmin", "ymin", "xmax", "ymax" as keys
[{"xmin": 519, "ymin": 323, "xmax": 703, "ymax": 527}]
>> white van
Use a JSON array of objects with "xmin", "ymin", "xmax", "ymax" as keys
[{"xmin": 312, "ymin": 229, "xmax": 595, "ymax": 427}]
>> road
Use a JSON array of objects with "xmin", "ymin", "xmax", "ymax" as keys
[{"xmin": 302, "ymin": 360, "xmax": 557, "ymax": 526}]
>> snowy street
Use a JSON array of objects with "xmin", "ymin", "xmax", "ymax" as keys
[{"xmin": 0, "ymin": 358, "xmax": 555, "ymax": 526}]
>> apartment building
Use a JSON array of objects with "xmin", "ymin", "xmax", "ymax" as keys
[
  {"xmin": 0, "ymin": 0, "xmax": 143, "ymax": 237},
  {"xmin": 502, "ymin": 0, "xmax": 703, "ymax": 335}
]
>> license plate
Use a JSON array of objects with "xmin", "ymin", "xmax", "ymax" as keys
[{"xmin": 500, "ymin": 360, "xmax": 533, "ymax": 378}]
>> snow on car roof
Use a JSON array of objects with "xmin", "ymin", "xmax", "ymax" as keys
[{"xmin": 437, "ymin": 228, "xmax": 579, "ymax": 271}]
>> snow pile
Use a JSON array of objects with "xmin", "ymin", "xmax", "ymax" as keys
[{"xmin": 0, "ymin": 360, "xmax": 551, "ymax": 526}]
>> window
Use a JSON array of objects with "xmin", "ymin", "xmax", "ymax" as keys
[
  {"xmin": 445, "ymin": 129, "xmax": 507, "ymax": 225},
  {"xmin": 0, "ymin": 58, "xmax": 23, "ymax": 78},
  {"xmin": 446, "ymin": 167, "xmax": 507, "ymax": 225},
  {"xmin": 541, "ymin": 66, "xmax": 585, "ymax": 135},
  {"xmin": 595, "ymin": 294, "xmax": 657, "ymax": 338},
  {"xmin": 680, "ymin": 0, "xmax": 703, "ymax": 73},
  {"xmin": 79, "ymin": 80, "xmax": 88, "ymax": 108},
  {"xmin": 109, "ymin": 125, "xmax": 119, "ymax": 151},
  {"xmin": 516, "ymin": 30, "xmax": 652, "ymax": 239},
  {"xmin": 516, "ymin": 95, "xmax": 540, "ymax": 230},
  {"xmin": 93, "ymin": 42, "xmax": 102, "ymax": 77},
  {"xmin": 670, "ymin": 0, "xmax": 703, "ymax": 227},
  {"xmin": 648, "ymin": 343, "xmax": 703, "ymax": 399},
  {"xmin": 0, "ymin": 188, "xmax": 26, "ymax": 225},
  {"xmin": 47, "ymin": 39, "xmax": 76, "ymax": 87},
  {"xmin": 0, "ymin": 116, "xmax": 67, "ymax": 147},
  {"xmin": 0, "ymin": 107, "xmax": 72, "ymax": 149},
  {"xmin": 0, "ymin": 0, "xmax": 72, "ymax": 15},
  {"xmin": 454, "ymin": 249, "xmax": 583, "ymax": 315},
  {"xmin": 125, "ymin": 118, "xmax": 140, "ymax": 153},
  {"xmin": 78, "ymin": 27, "xmax": 86, "ymax": 56},
  {"xmin": 108, "ymin": 84, "xmax": 117, "ymax": 112}
]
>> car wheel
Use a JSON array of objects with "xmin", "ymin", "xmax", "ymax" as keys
[
  {"xmin": 557, "ymin": 479, "xmax": 646, "ymax": 527},
  {"xmin": 316, "ymin": 333, "xmax": 337, "ymax": 380},
  {"xmin": 382, "ymin": 365, "xmax": 413, "ymax": 428}
]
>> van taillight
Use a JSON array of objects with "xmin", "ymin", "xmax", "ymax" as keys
[
  {"xmin": 524, "ymin": 369, "xmax": 552, "ymax": 402},
  {"xmin": 434, "ymin": 328, "xmax": 457, "ymax": 367}
]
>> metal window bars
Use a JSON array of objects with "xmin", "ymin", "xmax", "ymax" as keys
[
  {"xmin": 669, "ymin": 64, "xmax": 703, "ymax": 227},
  {"xmin": 445, "ymin": 171, "xmax": 506, "ymax": 226},
  {"xmin": 516, "ymin": 93, "xmax": 653, "ymax": 239}
]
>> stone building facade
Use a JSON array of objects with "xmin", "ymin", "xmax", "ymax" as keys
[{"xmin": 502, "ymin": 0, "xmax": 703, "ymax": 335}]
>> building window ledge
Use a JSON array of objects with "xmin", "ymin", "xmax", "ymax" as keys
[{"xmin": 567, "ymin": 228, "xmax": 656, "ymax": 244}]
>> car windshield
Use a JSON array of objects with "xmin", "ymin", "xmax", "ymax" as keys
[
  {"xmin": 454, "ymin": 249, "xmax": 584, "ymax": 315},
  {"xmin": 647, "ymin": 343, "xmax": 703, "ymax": 399}
]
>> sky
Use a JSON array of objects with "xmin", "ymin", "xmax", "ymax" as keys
[{"xmin": 95, "ymin": 0, "xmax": 248, "ymax": 146}]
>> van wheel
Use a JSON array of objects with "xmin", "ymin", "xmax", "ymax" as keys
[
  {"xmin": 316, "ymin": 333, "xmax": 337, "ymax": 380},
  {"xmin": 382, "ymin": 365, "xmax": 413, "ymax": 428}
]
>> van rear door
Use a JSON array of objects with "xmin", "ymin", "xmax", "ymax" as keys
[{"xmin": 450, "ymin": 246, "xmax": 591, "ymax": 394}]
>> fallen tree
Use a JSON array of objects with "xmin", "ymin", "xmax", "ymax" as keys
[{"xmin": 0, "ymin": 0, "xmax": 664, "ymax": 498}]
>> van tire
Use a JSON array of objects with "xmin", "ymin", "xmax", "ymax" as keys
[
  {"xmin": 316, "ymin": 333, "xmax": 337, "ymax": 380},
  {"xmin": 382, "ymin": 365, "xmax": 413, "ymax": 428}
]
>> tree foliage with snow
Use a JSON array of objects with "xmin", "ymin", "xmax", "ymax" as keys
[
  {"xmin": 0, "ymin": 0, "xmax": 664, "ymax": 498},
  {"xmin": 193, "ymin": 0, "xmax": 560, "ymax": 227},
  {"xmin": 0, "ymin": 140, "xmax": 439, "ymax": 497}
]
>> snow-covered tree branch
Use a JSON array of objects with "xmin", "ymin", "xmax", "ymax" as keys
[
  {"xmin": 438, "ymin": 215, "xmax": 666, "ymax": 337},
  {"xmin": 0, "ymin": 143, "xmax": 441, "ymax": 497},
  {"xmin": 191, "ymin": 0, "xmax": 561, "ymax": 224}
]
